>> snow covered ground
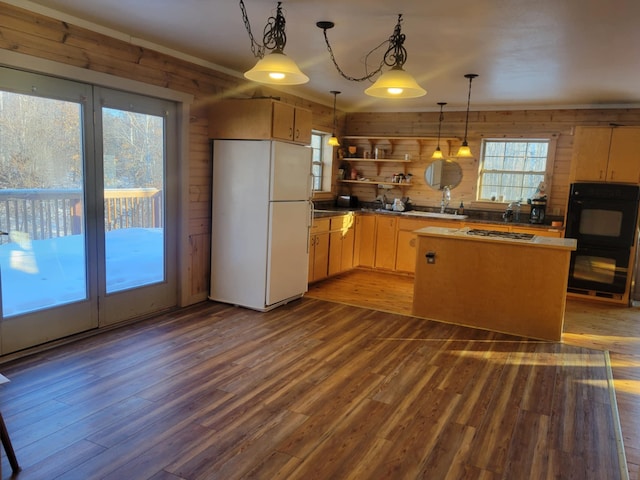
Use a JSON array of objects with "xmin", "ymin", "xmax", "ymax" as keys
[{"xmin": 0, "ymin": 228, "xmax": 164, "ymax": 317}]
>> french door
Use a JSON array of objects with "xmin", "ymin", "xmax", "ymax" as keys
[{"xmin": 0, "ymin": 68, "xmax": 178, "ymax": 354}]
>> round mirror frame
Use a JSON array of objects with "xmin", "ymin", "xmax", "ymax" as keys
[{"xmin": 424, "ymin": 159, "xmax": 463, "ymax": 190}]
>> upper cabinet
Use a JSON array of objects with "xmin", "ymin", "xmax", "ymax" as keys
[
  {"xmin": 209, "ymin": 98, "xmax": 312, "ymax": 145},
  {"xmin": 570, "ymin": 126, "xmax": 640, "ymax": 184}
]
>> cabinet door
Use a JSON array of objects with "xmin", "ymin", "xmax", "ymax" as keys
[
  {"xmin": 294, "ymin": 107, "xmax": 312, "ymax": 145},
  {"xmin": 396, "ymin": 230, "xmax": 418, "ymax": 273},
  {"xmin": 341, "ymin": 222, "xmax": 355, "ymax": 271},
  {"xmin": 311, "ymin": 233, "xmax": 329, "ymax": 282},
  {"xmin": 354, "ymin": 215, "xmax": 376, "ymax": 267},
  {"xmin": 607, "ymin": 128, "xmax": 640, "ymax": 183},
  {"xmin": 307, "ymin": 236, "xmax": 315, "ymax": 283},
  {"xmin": 375, "ymin": 216, "xmax": 398, "ymax": 270},
  {"xmin": 272, "ymin": 102, "xmax": 295, "ymax": 141},
  {"xmin": 328, "ymin": 228, "xmax": 343, "ymax": 276},
  {"xmin": 571, "ymin": 127, "xmax": 611, "ymax": 182}
]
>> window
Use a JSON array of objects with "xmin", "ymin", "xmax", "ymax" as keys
[
  {"xmin": 311, "ymin": 131, "xmax": 333, "ymax": 193},
  {"xmin": 478, "ymin": 139, "xmax": 550, "ymax": 202}
]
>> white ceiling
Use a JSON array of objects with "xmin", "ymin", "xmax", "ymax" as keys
[{"xmin": 15, "ymin": 0, "xmax": 640, "ymax": 112}]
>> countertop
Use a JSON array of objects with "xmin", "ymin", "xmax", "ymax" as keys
[
  {"xmin": 312, "ymin": 207, "xmax": 564, "ymax": 232},
  {"xmin": 415, "ymin": 226, "xmax": 577, "ymax": 250}
]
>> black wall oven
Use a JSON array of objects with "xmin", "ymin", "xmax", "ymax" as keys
[{"xmin": 566, "ymin": 183, "xmax": 640, "ymax": 296}]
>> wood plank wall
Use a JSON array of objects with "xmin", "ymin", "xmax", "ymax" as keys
[
  {"xmin": 343, "ymin": 110, "xmax": 640, "ymax": 214},
  {"xmin": 1, "ymin": 2, "xmax": 639, "ymax": 305}
]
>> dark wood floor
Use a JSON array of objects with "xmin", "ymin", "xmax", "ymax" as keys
[
  {"xmin": 308, "ymin": 269, "xmax": 640, "ymax": 480},
  {"xmin": 0, "ymin": 271, "xmax": 632, "ymax": 479}
]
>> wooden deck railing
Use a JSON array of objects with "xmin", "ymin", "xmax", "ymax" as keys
[{"xmin": 0, "ymin": 188, "xmax": 162, "ymax": 244}]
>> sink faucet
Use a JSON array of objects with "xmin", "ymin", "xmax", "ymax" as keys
[
  {"xmin": 440, "ymin": 186, "xmax": 451, "ymax": 213},
  {"xmin": 503, "ymin": 200, "xmax": 521, "ymax": 222}
]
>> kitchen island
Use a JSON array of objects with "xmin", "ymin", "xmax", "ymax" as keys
[{"xmin": 412, "ymin": 227, "xmax": 577, "ymax": 341}]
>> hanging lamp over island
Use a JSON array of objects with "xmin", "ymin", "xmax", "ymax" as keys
[
  {"xmin": 328, "ymin": 90, "xmax": 341, "ymax": 147},
  {"xmin": 456, "ymin": 73, "xmax": 478, "ymax": 157}
]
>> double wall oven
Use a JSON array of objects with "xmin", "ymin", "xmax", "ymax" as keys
[{"xmin": 565, "ymin": 182, "xmax": 640, "ymax": 297}]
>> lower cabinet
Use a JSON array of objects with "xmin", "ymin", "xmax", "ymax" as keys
[
  {"xmin": 374, "ymin": 216, "xmax": 398, "ymax": 270},
  {"xmin": 395, "ymin": 218, "xmax": 427, "ymax": 273},
  {"xmin": 354, "ymin": 214, "xmax": 376, "ymax": 267},
  {"xmin": 328, "ymin": 214, "xmax": 355, "ymax": 276},
  {"xmin": 308, "ymin": 218, "xmax": 330, "ymax": 283},
  {"xmin": 311, "ymin": 213, "xmax": 564, "ymax": 283}
]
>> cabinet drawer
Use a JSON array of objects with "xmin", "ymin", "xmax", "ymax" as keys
[
  {"xmin": 330, "ymin": 213, "xmax": 355, "ymax": 231},
  {"xmin": 311, "ymin": 218, "xmax": 330, "ymax": 234},
  {"xmin": 397, "ymin": 218, "xmax": 429, "ymax": 231}
]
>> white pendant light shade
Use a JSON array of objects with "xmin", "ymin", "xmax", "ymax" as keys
[
  {"xmin": 364, "ymin": 66, "xmax": 426, "ymax": 99},
  {"xmin": 244, "ymin": 51, "xmax": 309, "ymax": 85}
]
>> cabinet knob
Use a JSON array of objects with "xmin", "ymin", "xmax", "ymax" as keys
[{"xmin": 425, "ymin": 251, "xmax": 436, "ymax": 264}]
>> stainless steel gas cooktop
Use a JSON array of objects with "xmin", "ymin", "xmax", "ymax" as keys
[{"xmin": 466, "ymin": 229, "xmax": 535, "ymax": 240}]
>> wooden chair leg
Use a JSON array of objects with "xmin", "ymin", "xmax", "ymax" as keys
[{"xmin": 0, "ymin": 413, "xmax": 19, "ymax": 472}]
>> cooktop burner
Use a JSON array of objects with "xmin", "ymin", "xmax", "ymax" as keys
[{"xmin": 466, "ymin": 229, "xmax": 535, "ymax": 240}]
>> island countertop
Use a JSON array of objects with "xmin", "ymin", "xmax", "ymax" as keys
[
  {"xmin": 414, "ymin": 226, "xmax": 577, "ymax": 250},
  {"xmin": 412, "ymin": 226, "xmax": 576, "ymax": 341}
]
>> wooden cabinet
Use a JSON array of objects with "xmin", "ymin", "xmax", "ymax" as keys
[
  {"xmin": 272, "ymin": 102, "xmax": 312, "ymax": 145},
  {"xmin": 354, "ymin": 214, "xmax": 376, "ymax": 267},
  {"xmin": 395, "ymin": 218, "xmax": 427, "ymax": 273},
  {"xmin": 209, "ymin": 98, "xmax": 312, "ymax": 145},
  {"xmin": 308, "ymin": 218, "xmax": 330, "ymax": 283},
  {"xmin": 374, "ymin": 215, "xmax": 398, "ymax": 270},
  {"xmin": 570, "ymin": 126, "xmax": 640, "ymax": 183},
  {"xmin": 328, "ymin": 214, "xmax": 355, "ymax": 276}
]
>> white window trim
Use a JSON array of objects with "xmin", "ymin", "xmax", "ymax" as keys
[
  {"xmin": 311, "ymin": 131, "xmax": 335, "ymax": 198},
  {"xmin": 475, "ymin": 135, "xmax": 557, "ymax": 208}
]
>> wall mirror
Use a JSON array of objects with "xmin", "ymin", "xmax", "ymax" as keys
[{"xmin": 424, "ymin": 159, "xmax": 463, "ymax": 190}]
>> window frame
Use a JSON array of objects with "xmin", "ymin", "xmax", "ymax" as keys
[
  {"xmin": 476, "ymin": 136, "xmax": 557, "ymax": 203},
  {"xmin": 310, "ymin": 131, "xmax": 334, "ymax": 197}
]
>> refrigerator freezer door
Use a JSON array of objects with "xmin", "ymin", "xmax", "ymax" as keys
[
  {"xmin": 266, "ymin": 200, "xmax": 310, "ymax": 306},
  {"xmin": 270, "ymin": 142, "xmax": 311, "ymax": 201}
]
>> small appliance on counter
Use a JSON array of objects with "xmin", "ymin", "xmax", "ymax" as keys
[
  {"xmin": 529, "ymin": 197, "xmax": 546, "ymax": 224},
  {"xmin": 336, "ymin": 195, "xmax": 358, "ymax": 208}
]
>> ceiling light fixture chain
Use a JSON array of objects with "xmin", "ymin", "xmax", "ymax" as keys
[
  {"xmin": 261, "ymin": 2, "xmax": 287, "ymax": 53},
  {"xmin": 318, "ymin": 23, "xmax": 385, "ymax": 82},
  {"xmin": 383, "ymin": 15, "xmax": 407, "ymax": 69},
  {"xmin": 317, "ymin": 14, "xmax": 426, "ymax": 98},
  {"xmin": 239, "ymin": 0, "xmax": 265, "ymax": 59}
]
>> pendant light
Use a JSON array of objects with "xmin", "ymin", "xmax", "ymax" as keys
[
  {"xmin": 456, "ymin": 74, "xmax": 478, "ymax": 157},
  {"xmin": 317, "ymin": 15, "xmax": 426, "ymax": 99},
  {"xmin": 240, "ymin": 1, "xmax": 309, "ymax": 85},
  {"xmin": 328, "ymin": 90, "xmax": 340, "ymax": 147},
  {"xmin": 432, "ymin": 102, "xmax": 447, "ymax": 159}
]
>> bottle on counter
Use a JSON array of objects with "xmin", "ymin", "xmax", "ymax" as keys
[{"xmin": 459, "ymin": 201, "xmax": 464, "ymax": 214}]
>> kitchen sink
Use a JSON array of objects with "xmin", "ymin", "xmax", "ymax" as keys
[{"xmin": 401, "ymin": 211, "xmax": 468, "ymax": 220}]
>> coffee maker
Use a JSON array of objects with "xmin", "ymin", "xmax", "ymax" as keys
[{"xmin": 529, "ymin": 197, "xmax": 546, "ymax": 224}]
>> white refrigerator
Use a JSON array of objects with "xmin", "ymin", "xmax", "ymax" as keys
[{"xmin": 209, "ymin": 139, "xmax": 312, "ymax": 311}]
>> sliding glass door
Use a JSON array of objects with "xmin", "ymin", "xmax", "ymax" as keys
[
  {"xmin": 94, "ymin": 88, "xmax": 177, "ymax": 327},
  {"xmin": 0, "ymin": 68, "xmax": 178, "ymax": 353}
]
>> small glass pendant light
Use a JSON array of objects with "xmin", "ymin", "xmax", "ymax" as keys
[{"xmin": 432, "ymin": 102, "xmax": 447, "ymax": 159}]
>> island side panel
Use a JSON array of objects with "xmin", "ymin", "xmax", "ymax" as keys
[{"xmin": 412, "ymin": 235, "xmax": 572, "ymax": 341}]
